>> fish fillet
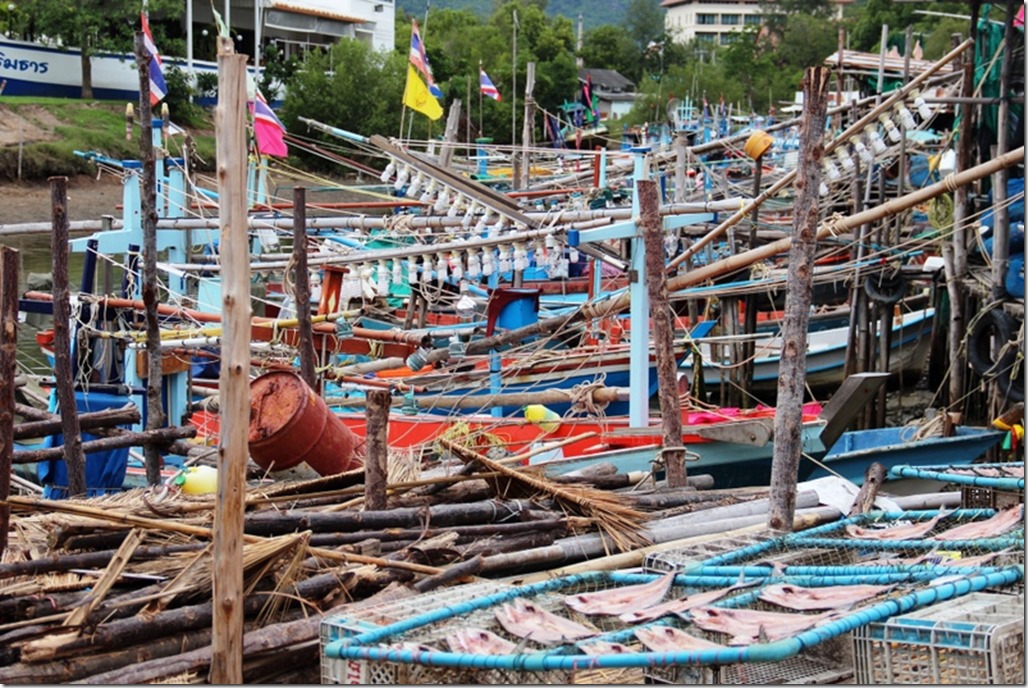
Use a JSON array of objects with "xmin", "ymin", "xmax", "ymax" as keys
[
  {"xmin": 757, "ymin": 583, "xmax": 890, "ymax": 611},
  {"xmin": 577, "ymin": 640, "xmax": 636, "ymax": 655},
  {"xmin": 931, "ymin": 505, "xmax": 1024, "ymax": 541},
  {"xmin": 845, "ymin": 511, "xmax": 947, "ymax": 540},
  {"xmin": 565, "ymin": 571, "xmax": 676, "ymax": 616},
  {"xmin": 494, "ymin": 597, "xmax": 597, "ymax": 644},
  {"xmin": 618, "ymin": 585, "xmax": 742, "ymax": 624},
  {"xmin": 688, "ymin": 605, "xmax": 835, "ymax": 645},
  {"xmin": 445, "ymin": 628, "xmax": 518, "ymax": 655},
  {"xmin": 635, "ymin": 625, "xmax": 724, "ymax": 652}
]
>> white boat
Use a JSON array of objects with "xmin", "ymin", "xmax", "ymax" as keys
[{"xmin": 680, "ymin": 306, "xmax": 935, "ymax": 395}]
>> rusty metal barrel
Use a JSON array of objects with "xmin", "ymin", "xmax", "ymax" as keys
[{"xmin": 247, "ymin": 371, "xmax": 360, "ymax": 477}]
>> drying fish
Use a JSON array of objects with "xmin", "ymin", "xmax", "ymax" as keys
[
  {"xmin": 687, "ymin": 605, "xmax": 836, "ymax": 645},
  {"xmin": 445, "ymin": 628, "xmax": 518, "ymax": 655},
  {"xmin": 494, "ymin": 597, "xmax": 597, "ymax": 644},
  {"xmin": 618, "ymin": 583, "xmax": 750, "ymax": 624},
  {"xmin": 577, "ymin": 640, "xmax": 636, "ymax": 655},
  {"xmin": 635, "ymin": 625, "xmax": 724, "ymax": 653},
  {"xmin": 931, "ymin": 505, "xmax": 1024, "ymax": 541},
  {"xmin": 844, "ymin": 510, "xmax": 948, "ymax": 541},
  {"xmin": 757, "ymin": 583, "xmax": 891, "ymax": 611},
  {"xmin": 951, "ymin": 466, "xmax": 1024, "ymax": 478},
  {"xmin": 565, "ymin": 571, "xmax": 676, "ymax": 616}
]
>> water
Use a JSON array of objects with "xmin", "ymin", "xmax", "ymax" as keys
[{"xmin": 2, "ymin": 232, "xmax": 87, "ymax": 376}]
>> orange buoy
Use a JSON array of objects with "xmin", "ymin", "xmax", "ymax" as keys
[
  {"xmin": 743, "ymin": 130, "xmax": 774, "ymax": 160},
  {"xmin": 247, "ymin": 371, "xmax": 361, "ymax": 477}
]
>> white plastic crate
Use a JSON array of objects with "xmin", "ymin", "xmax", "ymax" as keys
[{"xmin": 852, "ymin": 592, "xmax": 1025, "ymax": 684}]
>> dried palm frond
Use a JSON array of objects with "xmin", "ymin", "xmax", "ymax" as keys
[{"xmin": 438, "ymin": 438, "xmax": 650, "ymax": 552}]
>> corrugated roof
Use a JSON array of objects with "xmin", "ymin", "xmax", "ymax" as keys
[{"xmin": 579, "ymin": 68, "xmax": 635, "ymax": 93}]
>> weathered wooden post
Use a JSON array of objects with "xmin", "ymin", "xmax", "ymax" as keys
[
  {"xmin": 768, "ymin": 66, "xmax": 830, "ymax": 532},
  {"xmin": 364, "ymin": 389, "xmax": 391, "ymax": 510},
  {"xmin": 210, "ymin": 34, "xmax": 250, "ymax": 685},
  {"xmin": 639, "ymin": 179, "xmax": 686, "ymax": 487},
  {"xmin": 49, "ymin": 176, "xmax": 86, "ymax": 498},
  {"xmin": 0, "ymin": 246, "xmax": 18, "ymax": 555},
  {"xmin": 292, "ymin": 187, "xmax": 317, "ymax": 389},
  {"xmin": 135, "ymin": 31, "xmax": 166, "ymax": 486},
  {"xmin": 519, "ymin": 61, "xmax": 535, "ymax": 191}
]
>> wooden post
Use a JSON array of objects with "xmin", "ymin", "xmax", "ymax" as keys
[
  {"xmin": 947, "ymin": 35, "xmax": 975, "ymax": 409},
  {"xmin": 519, "ymin": 62, "xmax": 535, "ymax": 191},
  {"xmin": 136, "ymin": 31, "xmax": 166, "ymax": 486},
  {"xmin": 210, "ymin": 36, "xmax": 250, "ymax": 686},
  {"xmin": 673, "ymin": 132, "xmax": 687, "ymax": 202},
  {"xmin": 741, "ymin": 153, "xmax": 764, "ymax": 408},
  {"xmin": 292, "ymin": 187, "xmax": 317, "ymax": 389},
  {"xmin": 638, "ymin": 179, "xmax": 686, "ymax": 487},
  {"xmin": 49, "ymin": 176, "xmax": 87, "ymax": 498},
  {"xmin": 768, "ymin": 67, "xmax": 830, "ymax": 532},
  {"xmin": 0, "ymin": 246, "xmax": 18, "ymax": 555},
  {"xmin": 363, "ymin": 389, "xmax": 391, "ymax": 510}
]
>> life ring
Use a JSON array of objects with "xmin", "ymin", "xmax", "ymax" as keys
[
  {"xmin": 864, "ymin": 270, "xmax": 906, "ymax": 305},
  {"xmin": 967, "ymin": 308, "xmax": 1018, "ymax": 377}
]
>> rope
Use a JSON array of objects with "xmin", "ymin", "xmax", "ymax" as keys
[
  {"xmin": 566, "ymin": 375, "xmax": 610, "ymax": 419},
  {"xmin": 821, "ymin": 211, "xmax": 847, "ymax": 238}
]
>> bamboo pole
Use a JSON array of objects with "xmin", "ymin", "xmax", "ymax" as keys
[
  {"xmin": 291, "ymin": 187, "xmax": 317, "ymax": 389},
  {"xmin": 48, "ymin": 176, "xmax": 86, "ymax": 497},
  {"xmin": 211, "ymin": 35, "xmax": 250, "ymax": 685},
  {"xmin": 136, "ymin": 31, "xmax": 165, "ymax": 486},
  {"xmin": 768, "ymin": 66, "xmax": 830, "ymax": 532},
  {"xmin": 519, "ymin": 61, "xmax": 535, "ymax": 190},
  {"xmin": 639, "ymin": 179, "xmax": 686, "ymax": 487},
  {"xmin": 0, "ymin": 246, "xmax": 17, "ymax": 555}
]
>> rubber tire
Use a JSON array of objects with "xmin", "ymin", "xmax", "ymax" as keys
[
  {"xmin": 967, "ymin": 308, "xmax": 1018, "ymax": 377},
  {"xmin": 864, "ymin": 271, "xmax": 906, "ymax": 305},
  {"xmin": 995, "ymin": 325, "xmax": 1025, "ymax": 403}
]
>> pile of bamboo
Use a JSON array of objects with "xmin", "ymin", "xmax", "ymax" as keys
[{"xmin": 0, "ymin": 453, "xmax": 781, "ymax": 684}]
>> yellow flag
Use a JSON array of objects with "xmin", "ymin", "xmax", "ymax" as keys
[{"xmin": 403, "ymin": 64, "xmax": 443, "ymax": 120}]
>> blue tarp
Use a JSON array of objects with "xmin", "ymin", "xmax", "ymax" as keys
[{"xmin": 37, "ymin": 390, "xmax": 135, "ymax": 499}]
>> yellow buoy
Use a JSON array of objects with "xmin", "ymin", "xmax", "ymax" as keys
[
  {"xmin": 175, "ymin": 465, "xmax": 218, "ymax": 495},
  {"xmin": 524, "ymin": 404, "xmax": 561, "ymax": 433},
  {"xmin": 743, "ymin": 130, "xmax": 774, "ymax": 160}
]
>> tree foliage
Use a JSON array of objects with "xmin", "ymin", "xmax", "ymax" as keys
[{"xmin": 21, "ymin": 0, "xmax": 183, "ymax": 98}]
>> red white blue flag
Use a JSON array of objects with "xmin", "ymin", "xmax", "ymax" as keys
[
  {"xmin": 140, "ymin": 11, "xmax": 167, "ymax": 106},
  {"xmin": 409, "ymin": 19, "xmax": 443, "ymax": 99},
  {"xmin": 249, "ymin": 89, "xmax": 288, "ymax": 157},
  {"xmin": 479, "ymin": 68, "xmax": 501, "ymax": 101}
]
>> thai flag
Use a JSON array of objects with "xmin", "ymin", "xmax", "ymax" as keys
[
  {"xmin": 479, "ymin": 68, "xmax": 501, "ymax": 101},
  {"xmin": 409, "ymin": 20, "xmax": 443, "ymax": 99},
  {"xmin": 250, "ymin": 89, "xmax": 288, "ymax": 157},
  {"xmin": 140, "ymin": 11, "xmax": 167, "ymax": 106}
]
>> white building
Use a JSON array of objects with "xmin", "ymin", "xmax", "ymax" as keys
[
  {"xmin": 661, "ymin": 0, "xmax": 852, "ymax": 46},
  {"xmin": 186, "ymin": 0, "xmax": 396, "ymax": 65}
]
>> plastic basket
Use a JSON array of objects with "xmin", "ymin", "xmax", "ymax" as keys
[
  {"xmin": 852, "ymin": 592, "xmax": 1025, "ymax": 684},
  {"xmin": 961, "ymin": 484, "xmax": 1025, "ymax": 510}
]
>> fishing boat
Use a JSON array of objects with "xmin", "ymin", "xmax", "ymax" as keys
[
  {"xmin": 681, "ymin": 305, "xmax": 936, "ymax": 397},
  {"xmin": 807, "ymin": 424, "xmax": 1006, "ymax": 488}
]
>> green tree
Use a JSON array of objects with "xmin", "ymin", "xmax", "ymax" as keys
[
  {"xmin": 626, "ymin": 0, "xmax": 665, "ymax": 52},
  {"xmin": 21, "ymin": 0, "xmax": 183, "ymax": 99},
  {"xmin": 580, "ymin": 24, "xmax": 638, "ymax": 76},
  {"xmin": 281, "ymin": 39, "xmax": 408, "ymax": 169}
]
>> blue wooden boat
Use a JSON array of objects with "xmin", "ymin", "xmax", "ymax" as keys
[{"xmin": 808, "ymin": 425, "xmax": 1006, "ymax": 485}]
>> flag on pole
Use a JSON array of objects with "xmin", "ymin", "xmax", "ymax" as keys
[
  {"xmin": 249, "ymin": 88, "xmax": 288, "ymax": 157},
  {"xmin": 140, "ymin": 11, "xmax": 167, "ymax": 105},
  {"xmin": 479, "ymin": 68, "xmax": 501, "ymax": 101},
  {"xmin": 409, "ymin": 19, "xmax": 443, "ymax": 99},
  {"xmin": 403, "ymin": 65, "xmax": 443, "ymax": 120},
  {"xmin": 580, "ymin": 73, "xmax": 596, "ymax": 123}
]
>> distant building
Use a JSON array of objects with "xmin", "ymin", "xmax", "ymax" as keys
[
  {"xmin": 579, "ymin": 68, "xmax": 637, "ymax": 121},
  {"xmin": 661, "ymin": 0, "xmax": 852, "ymax": 47}
]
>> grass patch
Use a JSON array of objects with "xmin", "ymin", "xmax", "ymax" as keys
[{"xmin": 0, "ymin": 97, "xmax": 216, "ymax": 182}]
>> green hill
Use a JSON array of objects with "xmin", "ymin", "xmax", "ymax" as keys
[{"xmin": 396, "ymin": 0, "xmax": 637, "ymax": 31}]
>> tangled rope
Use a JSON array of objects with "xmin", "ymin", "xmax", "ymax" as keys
[
  {"xmin": 820, "ymin": 211, "xmax": 847, "ymax": 238},
  {"xmin": 566, "ymin": 375, "xmax": 610, "ymax": 419}
]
